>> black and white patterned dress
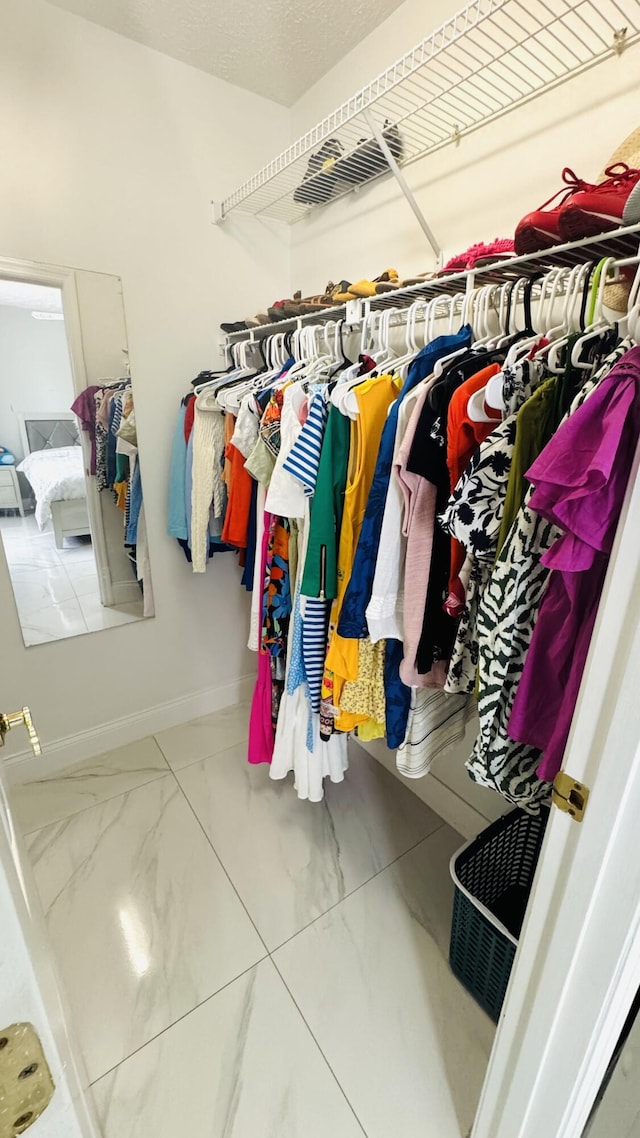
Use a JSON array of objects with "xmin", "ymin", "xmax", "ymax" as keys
[
  {"xmin": 467, "ymin": 342, "xmax": 630, "ymax": 813},
  {"xmin": 441, "ymin": 414, "xmax": 518, "ymax": 694},
  {"xmin": 440, "ymin": 357, "xmax": 542, "ymax": 697}
]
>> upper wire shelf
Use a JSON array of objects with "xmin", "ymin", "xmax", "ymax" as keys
[
  {"xmin": 215, "ymin": 0, "xmax": 640, "ymax": 226},
  {"xmin": 222, "ymin": 223, "xmax": 640, "ymax": 343}
]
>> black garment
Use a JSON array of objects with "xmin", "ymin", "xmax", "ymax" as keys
[{"xmin": 406, "ymin": 349, "xmax": 497, "ymax": 675}]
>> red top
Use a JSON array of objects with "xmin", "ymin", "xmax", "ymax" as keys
[{"xmin": 446, "ymin": 363, "xmax": 502, "ymax": 603}]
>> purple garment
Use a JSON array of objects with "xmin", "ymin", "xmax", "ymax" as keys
[
  {"xmin": 508, "ymin": 347, "xmax": 640, "ymax": 781},
  {"xmin": 70, "ymin": 385, "xmax": 101, "ymax": 474}
]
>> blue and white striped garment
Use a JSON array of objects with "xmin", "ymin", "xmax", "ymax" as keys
[
  {"xmin": 110, "ymin": 392, "xmax": 124, "ymax": 436},
  {"xmin": 301, "ymin": 597, "xmax": 329, "ymax": 713},
  {"xmin": 282, "ymin": 391, "xmax": 328, "ymax": 496},
  {"xmin": 281, "ymin": 387, "xmax": 331, "ymax": 720}
]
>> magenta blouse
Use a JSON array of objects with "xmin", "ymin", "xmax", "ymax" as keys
[{"xmin": 508, "ymin": 346, "xmax": 640, "ymax": 782}]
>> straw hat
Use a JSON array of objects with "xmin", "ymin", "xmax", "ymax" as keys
[{"xmin": 598, "ymin": 125, "xmax": 640, "ymax": 311}]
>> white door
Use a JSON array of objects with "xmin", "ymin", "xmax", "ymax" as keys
[
  {"xmin": 473, "ymin": 445, "xmax": 640, "ymax": 1138},
  {"xmin": 0, "ymin": 717, "xmax": 98, "ymax": 1138}
]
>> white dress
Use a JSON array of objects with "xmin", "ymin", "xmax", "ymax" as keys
[{"xmin": 267, "ymin": 386, "xmax": 348, "ymax": 800}]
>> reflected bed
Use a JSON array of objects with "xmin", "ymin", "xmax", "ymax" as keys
[{"xmin": 17, "ymin": 413, "xmax": 90, "ymax": 548}]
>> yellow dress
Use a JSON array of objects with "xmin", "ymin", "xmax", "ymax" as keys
[{"xmin": 322, "ymin": 373, "xmax": 401, "ymax": 732}]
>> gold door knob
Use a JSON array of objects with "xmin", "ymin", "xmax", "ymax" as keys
[{"xmin": 0, "ymin": 707, "xmax": 41, "ymax": 756}]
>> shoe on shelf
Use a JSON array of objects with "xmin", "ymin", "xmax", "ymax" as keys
[
  {"xmin": 559, "ymin": 162, "xmax": 640, "ymax": 240},
  {"xmin": 220, "ymin": 320, "xmax": 249, "ymax": 333},
  {"xmin": 293, "ymin": 139, "xmax": 344, "ymax": 205},
  {"xmin": 400, "ymin": 271, "xmax": 439, "ymax": 286},
  {"xmin": 439, "ymin": 239, "xmax": 515, "ymax": 275},
  {"xmin": 320, "ymin": 280, "xmax": 353, "ymax": 304},
  {"xmin": 514, "ymin": 168, "xmax": 596, "ymax": 255},
  {"xmin": 348, "ymin": 270, "xmax": 400, "ymax": 297},
  {"xmin": 333, "ymin": 122, "xmax": 403, "ymax": 186},
  {"xmin": 267, "ymin": 300, "xmax": 286, "ymax": 322},
  {"xmin": 466, "ymin": 239, "xmax": 515, "ymax": 268}
]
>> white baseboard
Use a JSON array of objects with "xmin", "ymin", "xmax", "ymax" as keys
[
  {"xmin": 354, "ymin": 737, "xmax": 496, "ymax": 841},
  {"xmin": 4, "ymin": 673, "xmax": 255, "ymax": 785}
]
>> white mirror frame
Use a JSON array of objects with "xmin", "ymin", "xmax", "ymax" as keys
[{"xmin": 0, "ymin": 255, "xmax": 114, "ymax": 605}]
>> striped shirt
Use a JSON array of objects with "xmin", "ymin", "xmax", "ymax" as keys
[{"xmin": 282, "ymin": 391, "xmax": 328, "ymax": 496}]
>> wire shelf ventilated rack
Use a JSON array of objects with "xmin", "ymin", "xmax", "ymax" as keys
[
  {"xmin": 214, "ymin": 0, "xmax": 640, "ymax": 236},
  {"xmin": 222, "ymin": 223, "xmax": 640, "ymax": 346}
]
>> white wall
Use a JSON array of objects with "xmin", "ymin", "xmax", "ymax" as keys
[
  {"xmin": 290, "ymin": 0, "xmax": 640, "ymax": 293},
  {"xmin": 0, "ymin": 0, "xmax": 290, "ymax": 756},
  {"xmin": 289, "ymin": 0, "xmax": 640, "ymax": 830},
  {"xmin": 0, "ymin": 304, "xmax": 73, "ymax": 463}
]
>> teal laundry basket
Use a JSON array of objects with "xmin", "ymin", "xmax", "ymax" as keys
[{"xmin": 449, "ymin": 807, "xmax": 549, "ymax": 1022}]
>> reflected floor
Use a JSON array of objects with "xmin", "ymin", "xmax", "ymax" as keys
[
  {"xmin": 0, "ymin": 511, "xmax": 143, "ymax": 644},
  {"xmin": 13, "ymin": 713, "xmax": 496, "ymax": 1138}
]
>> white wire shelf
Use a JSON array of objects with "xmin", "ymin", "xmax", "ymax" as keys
[
  {"xmin": 215, "ymin": 0, "xmax": 640, "ymax": 227},
  {"xmin": 222, "ymin": 223, "xmax": 640, "ymax": 344}
]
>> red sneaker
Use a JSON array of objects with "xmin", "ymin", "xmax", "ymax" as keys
[
  {"xmin": 559, "ymin": 163, "xmax": 640, "ymax": 240},
  {"xmin": 514, "ymin": 168, "xmax": 596, "ymax": 255}
]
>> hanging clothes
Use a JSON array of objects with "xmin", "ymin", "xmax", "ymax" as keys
[
  {"xmin": 508, "ymin": 346, "xmax": 640, "ymax": 781},
  {"xmin": 468, "ymin": 341, "xmax": 631, "ymax": 813},
  {"xmin": 172, "ymin": 260, "xmax": 640, "ymax": 812},
  {"xmin": 322, "ymin": 372, "xmax": 402, "ymax": 734}
]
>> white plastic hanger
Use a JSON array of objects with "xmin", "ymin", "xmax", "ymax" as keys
[{"xmin": 568, "ymin": 256, "xmax": 617, "ymax": 370}]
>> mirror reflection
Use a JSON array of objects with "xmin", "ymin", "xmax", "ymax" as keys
[{"xmin": 0, "ymin": 275, "xmax": 154, "ymax": 646}]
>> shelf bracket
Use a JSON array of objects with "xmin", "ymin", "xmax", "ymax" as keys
[{"xmin": 362, "ymin": 108, "xmax": 442, "ymax": 264}]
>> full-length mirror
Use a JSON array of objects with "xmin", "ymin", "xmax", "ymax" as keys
[{"xmin": 0, "ymin": 264, "xmax": 154, "ymax": 646}]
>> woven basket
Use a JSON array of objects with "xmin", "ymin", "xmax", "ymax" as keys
[{"xmin": 449, "ymin": 808, "xmax": 549, "ymax": 1022}]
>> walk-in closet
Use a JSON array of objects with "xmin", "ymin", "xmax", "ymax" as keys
[{"xmin": 2, "ymin": 2, "xmax": 640, "ymax": 1137}]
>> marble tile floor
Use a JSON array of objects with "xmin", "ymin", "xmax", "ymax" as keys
[
  {"xmin": 11, "ymin": 703, "xmax": 495, "ymax": 1138},
  {"xmin": 0, "ymin": 512, "xmax": 143, "ymax": 643}
]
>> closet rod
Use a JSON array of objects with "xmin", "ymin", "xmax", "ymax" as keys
[{"xmin": 225, "ymin": 246, "xmax": 640, "ymax": 369}]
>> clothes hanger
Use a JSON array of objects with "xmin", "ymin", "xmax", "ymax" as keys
[
  {"xmin": 499, "ymin": 273, "xmax": 545, "ymax": 370},
  {"xmin": 335, "ymin": 320, "xmax": 353, "ymax": 370},
  {"xmin": 429, "ymin": 290, "xmax": 472, "ymax": 380},
  {"xmin": 541, "ymin": 260, "xmax": 606, "ymax": 376},
  {"xmin": 569, "ymin": 256, "xmax": 618, "ymax": 370},
  {"xmin": 470, "ymin": 284, "xmax": 500, "ymax": 347},
  {"xmin": 534, "ymin": 265, "xmax": 584, "ymax": 375},
  {"xmin": 215, "ymin": 342, "xmax": 262, "ymax": 410},
  {"xmin": 332, "ymin": 307, "xmax": 383, "ymax": 415},
  {"xmin": 393, "ymin": 299, "xmax": 426, "ymax": 377}
]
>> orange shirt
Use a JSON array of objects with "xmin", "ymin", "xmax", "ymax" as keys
[
  {"xmin": 446, "ymin": 363, "xmax": 502, "ymax": 595},
  {"xmin": 221, "ymin": 442, "xmax": 253, "ymax": 548}
]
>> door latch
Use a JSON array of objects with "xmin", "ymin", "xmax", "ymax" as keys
[
  {"xmin": 552, "ymin": 771, "xmax": 590, "ymax": 822},
  {"xmin": 0, "ymin": 1023, "xmax": 55, "ymax": 1135},
  {"xmin": 0, "ymin": 709, "xmax": 41, "ymax": 757}
]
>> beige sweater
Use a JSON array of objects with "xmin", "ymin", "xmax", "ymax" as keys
[{"xmin": 191, "ymin": 389, "xmax": 226, "ymax": 572}]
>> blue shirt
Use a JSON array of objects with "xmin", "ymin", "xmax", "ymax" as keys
[{"xmin": 337, "ymin": 326, "xmax": 472, "ymax": 639}]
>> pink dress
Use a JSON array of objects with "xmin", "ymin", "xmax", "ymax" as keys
[
  {"xmin": 395, "ymin": 381, "xmax": 447, "ymax": 689},
  {"xmin": 247, "ymin": 511, "xmax": 275, "ymax": 764}
]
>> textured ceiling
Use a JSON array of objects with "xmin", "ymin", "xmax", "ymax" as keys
[
  {"xmin": 0, "ymin": 282, "xmax": 63, "ymax": 312},
  {"xmin": 45, "ymin": 0, "xmax": 405, "ymax": 106}
]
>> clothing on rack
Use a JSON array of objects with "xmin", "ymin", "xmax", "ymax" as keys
[
  {"xmin": 72, "ymin": 378, "xmax": 151, "ymax": 601},
  {"xmin": 169, "ymin": 260, "xmax": 640, "ymax": 809}
]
